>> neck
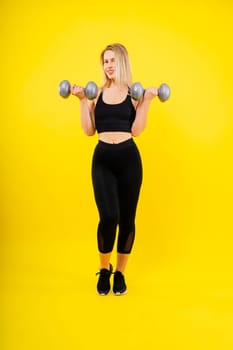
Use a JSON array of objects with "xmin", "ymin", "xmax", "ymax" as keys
[{"xmin": 109, "ymin": 81, "xmax": 127, "ymax": 89}]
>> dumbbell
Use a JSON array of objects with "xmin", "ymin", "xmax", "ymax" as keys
[
  {"xmin": 58, "ymin": 80, "xmax": 98, "ymax": 100},
  {"xmin": 131, "ymin": 82, "xmax": 171, "ymax": 102}
]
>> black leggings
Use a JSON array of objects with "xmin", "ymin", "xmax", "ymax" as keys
[{"xmin": 91, "ymin": 138, "xmax": 143, "ymax": 254}]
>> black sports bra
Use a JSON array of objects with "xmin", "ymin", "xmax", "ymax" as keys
[{"xmin": 94, "ymin": 91, "xmax": 136, "ymax": 133}]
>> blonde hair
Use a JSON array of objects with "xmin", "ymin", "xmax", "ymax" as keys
[{"xmin": 100, "ymin": 43, "xmax": 133, "ymax": 87}]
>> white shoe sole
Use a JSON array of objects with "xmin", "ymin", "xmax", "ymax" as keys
[
  {"xmin": 113, "ymin": 289, "xmax": 128, "ymax": 296},
  {"xmin": 96, "ymin": 289, "xmax": 111, "ymax": 296}
]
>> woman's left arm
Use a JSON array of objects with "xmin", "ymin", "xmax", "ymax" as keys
[{"xmin": 131, "ymin": 88, "xmax": 158, "ymax": 137}]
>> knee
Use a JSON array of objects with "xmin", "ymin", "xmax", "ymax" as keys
[
  {"xmin": 119, "ymin": 221, "xmax": 135, "ymax": 233},
  {"xmin": 100, "ymin": 213, "xmax": 119, "ymax": 230}
]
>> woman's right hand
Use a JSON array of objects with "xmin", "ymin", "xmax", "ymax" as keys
[{"xmin": 70, "ymin": 84, "xmax": 86, "ymax": 100}]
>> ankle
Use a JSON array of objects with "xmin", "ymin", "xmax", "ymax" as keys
[
  {"xmin": 100, "ymin": 265, "xmax": 110, "ymax": 270},
  {"xmin": 100, "ymin": 263, "xmax": 113, "ymax": 272}
]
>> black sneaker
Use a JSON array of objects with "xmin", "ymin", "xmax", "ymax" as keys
[
  {"xmin": 96, "ymin": 264, "xmax": 113, "ymax": 295},
  {"xmin": 113, "ymin": 271, "xmax": 127, "ymax": 295}
]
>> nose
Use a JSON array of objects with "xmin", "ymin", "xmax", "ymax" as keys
[{"xmin": 106, "ymin": 61, "xmax": 113, "ymax": 69}]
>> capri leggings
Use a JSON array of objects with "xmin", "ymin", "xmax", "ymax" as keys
[{"xmin": 91, "ymin": 138, "xmax": 143, "ymax": 254}]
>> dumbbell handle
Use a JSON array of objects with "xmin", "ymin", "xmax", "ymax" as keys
[
  {"xmin": 131, "ymin": 82, "xmax": 170, "ymax": 102},
  {"xmin": 59, "ymin": 80, "xmax": 98, "ymax": 100}
]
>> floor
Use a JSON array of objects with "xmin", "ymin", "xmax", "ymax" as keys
[{"xmin": 2, "ymin": 237, "xmax": 233, "ymax": 350}]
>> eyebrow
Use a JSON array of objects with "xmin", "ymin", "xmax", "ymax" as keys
[{"xmin": 104, "ymin": 57, "xmax": 115, "ymax": 62}]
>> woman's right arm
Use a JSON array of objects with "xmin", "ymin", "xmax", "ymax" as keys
[{"xmin": 70, "ymin": 84, "xmax": 96, "ymax": 136}]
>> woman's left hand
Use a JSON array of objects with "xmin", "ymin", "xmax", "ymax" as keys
[{"xmin": 144, "ymin": 87, "xmax": 158, "ymax": 100}]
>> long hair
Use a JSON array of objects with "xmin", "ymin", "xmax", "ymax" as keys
[{"xmin": 100, "ymin": 43, "xmax": 133, "ymax": 87}]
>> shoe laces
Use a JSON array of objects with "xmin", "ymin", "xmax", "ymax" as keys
[{"xmin": 96, "ymin": 265, "xmax": 113, "ymax": 276}]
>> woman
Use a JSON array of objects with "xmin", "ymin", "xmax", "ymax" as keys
[{"xmin": 71, "ymin": 43, "xmax": 158, "ymax": 295}]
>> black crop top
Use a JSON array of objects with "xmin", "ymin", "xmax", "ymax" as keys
[{"xmin": 94, "ymin": 91, "xmax": 136, "ymax": 133}]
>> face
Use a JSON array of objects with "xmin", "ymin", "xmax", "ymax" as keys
[{"xmin": 103, "ymin": 50, "xmax": 116, "ymax": 80}]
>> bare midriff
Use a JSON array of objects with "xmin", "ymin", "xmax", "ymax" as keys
[{"xmin": 98, "ymin": 132, "xmax": 132, "ymax": 144}]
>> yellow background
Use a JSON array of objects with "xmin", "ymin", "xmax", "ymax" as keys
[{"xmin": 1, "ymin": 0, "xmax": 233, "ymax": 349}]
